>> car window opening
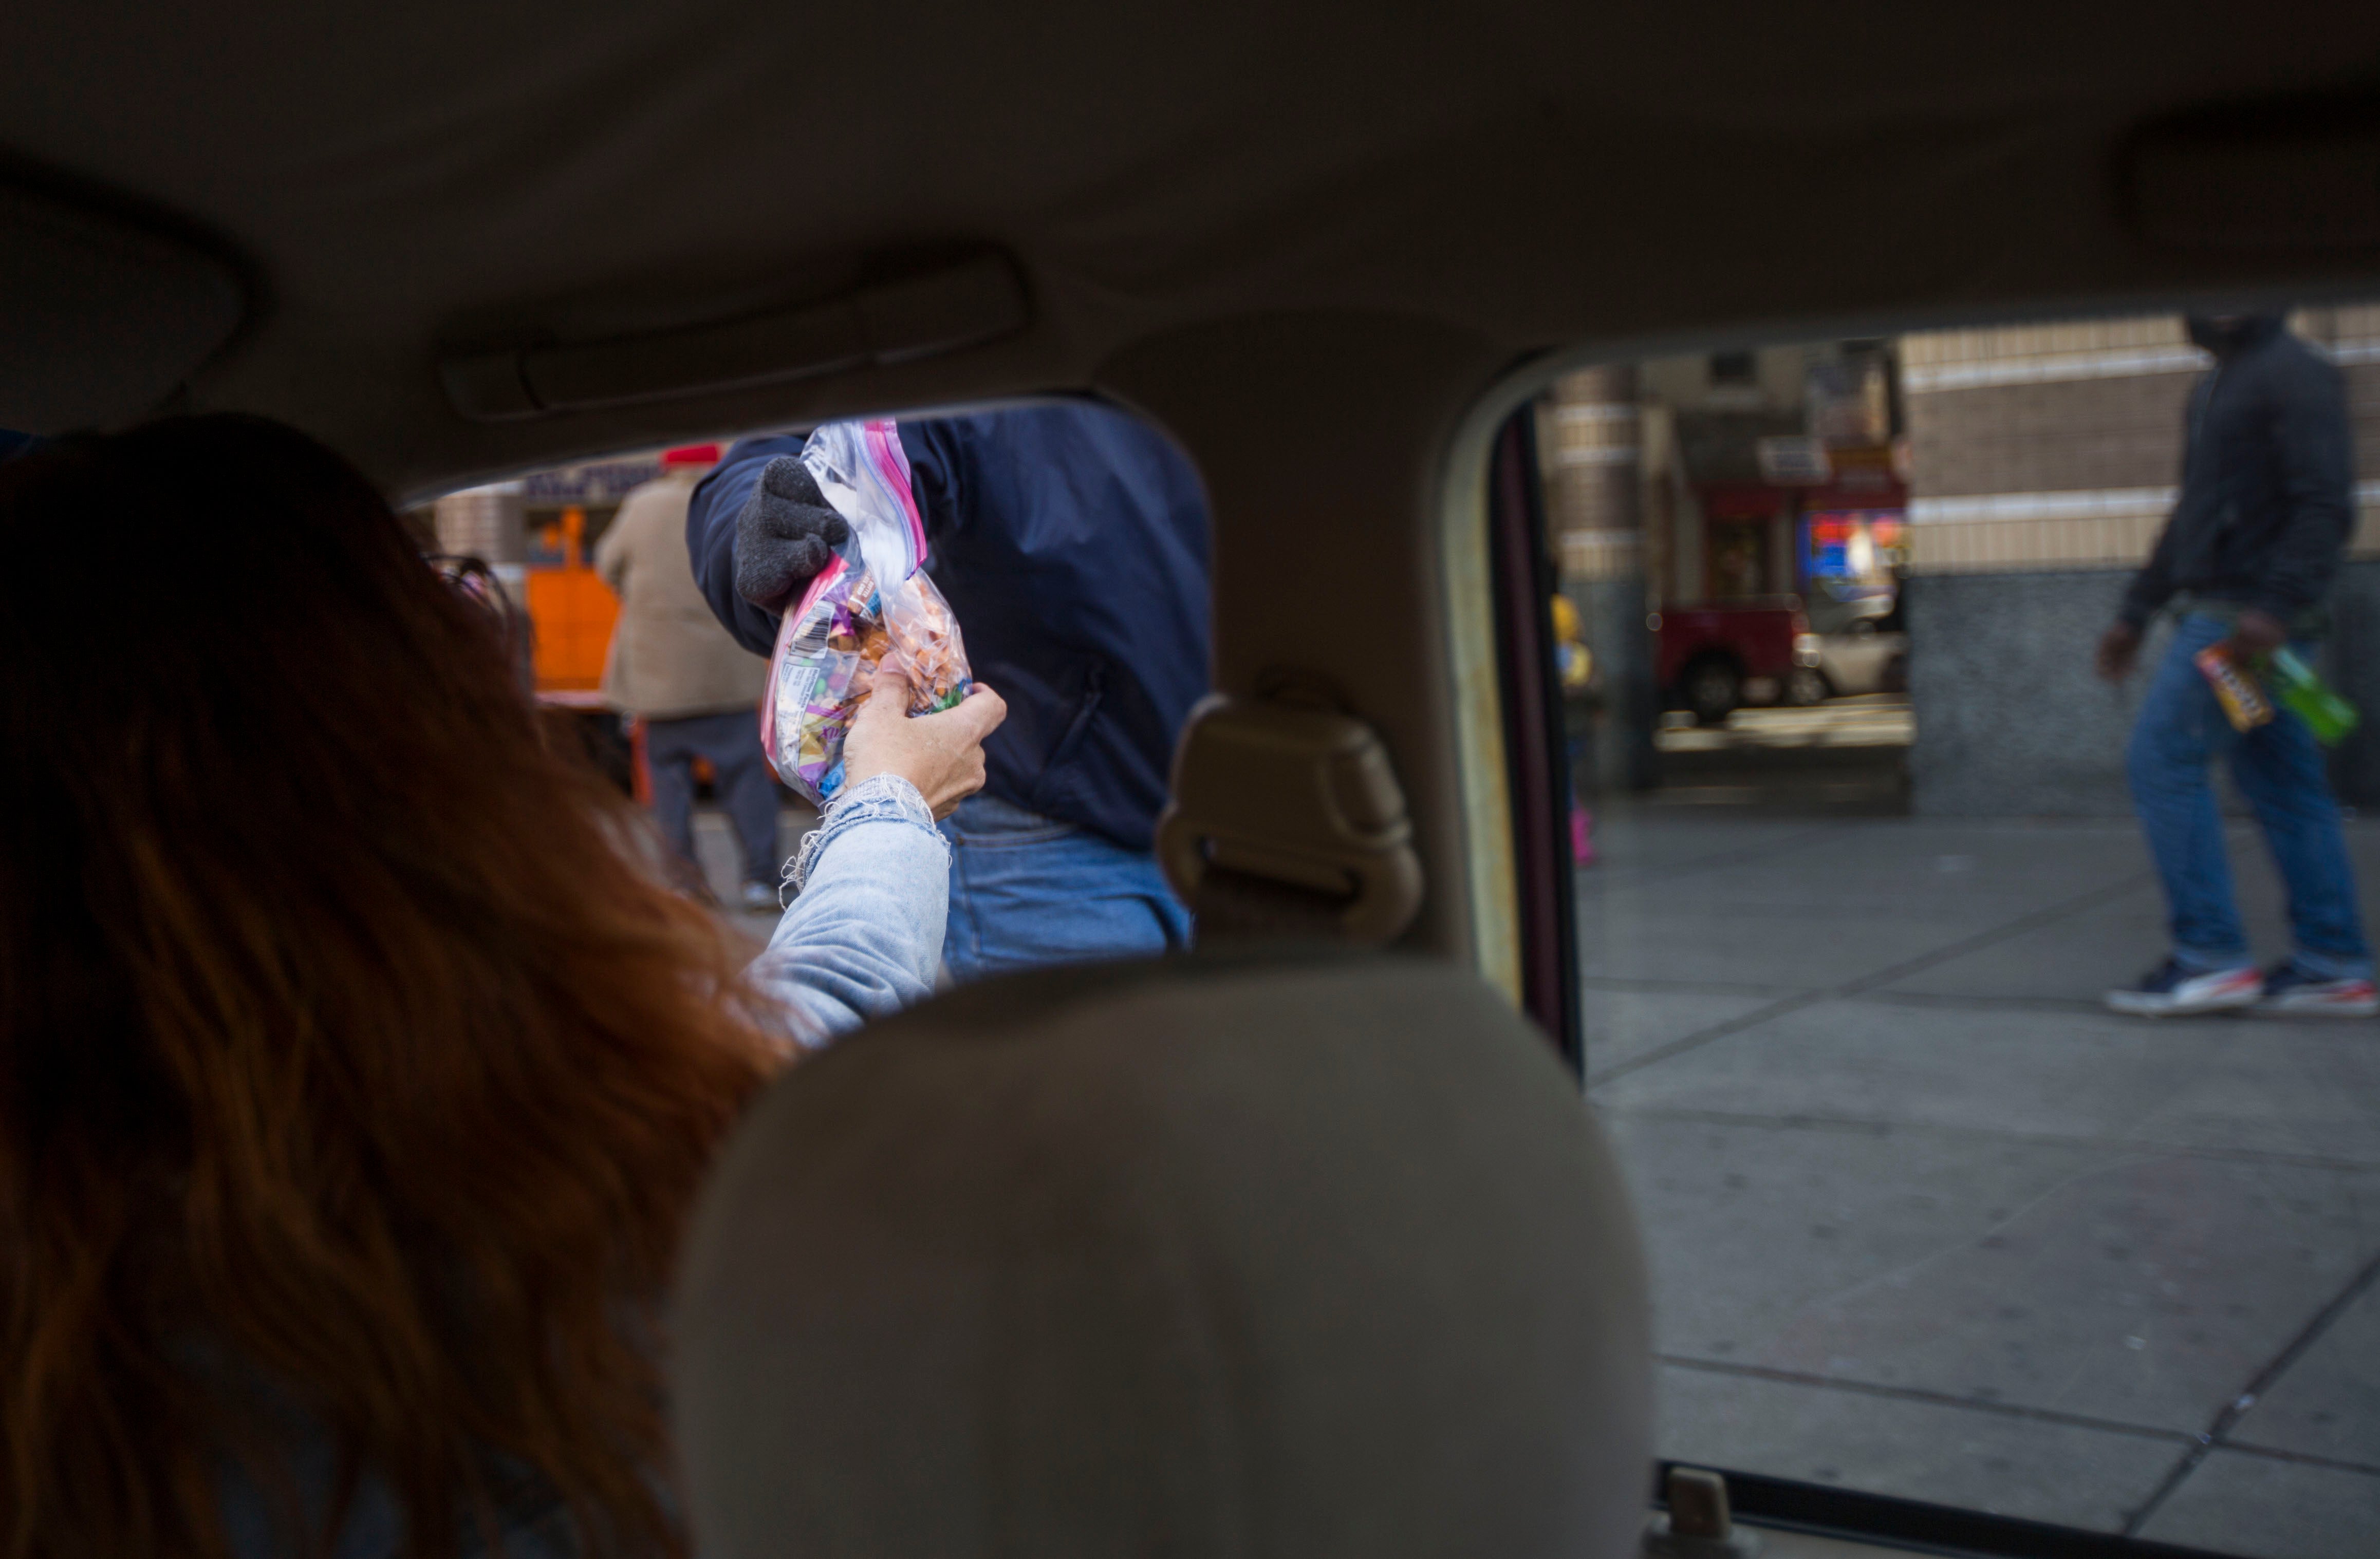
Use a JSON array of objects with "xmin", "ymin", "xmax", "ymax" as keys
[
  {"xmin": 420, "ymin": 405, "xmax": 1215, "ymax": 957},
  {"xmin": 1536, "ymin": 302, "xmax": 2380, "ymax": 1553}
]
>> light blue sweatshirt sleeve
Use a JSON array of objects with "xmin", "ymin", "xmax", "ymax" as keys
[{"xmin": 745, "ymin": 775, "xmax": 949, "ymax": 1046}]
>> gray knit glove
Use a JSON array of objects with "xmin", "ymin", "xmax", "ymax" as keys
[{"xmin": 734, "ymin": 456, "xmax": 851, "ymax": 613}]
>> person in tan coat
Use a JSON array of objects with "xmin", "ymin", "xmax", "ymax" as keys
[{"xmin": 598, "ymin": 445, "xmax": 782, "ymax": 910}]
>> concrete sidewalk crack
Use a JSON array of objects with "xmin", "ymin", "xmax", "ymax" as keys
[
  {"xmin": 1848, "ymin": 988, "xmax": 2114, "ymax": 1015},
  {"xmin": 1602, "ymin": 1104, "xmax": 2380, "ymax": 1174},
  {"xmin": 2211, "ymin": 1440, "xmax": 2380, "ymax": 1479},
  {"xmin": 2119, "ymin": 1245, "xmax": 2380, "ymax": 1536},
  {"xmin": 1578, "ymin": 974, "xmax": 1817, "ymax": 998},
  {"xmin": 1653, "ymin": 1354, "xmax": 2196, "ymax": 1444},
  {"xmin": 1584, "ymin": 820, "xmax": 1851, "ymax": 888},
  {"xmin": 1586, "ymin": 870, "xmax": 2155, "ymax": 1087}
]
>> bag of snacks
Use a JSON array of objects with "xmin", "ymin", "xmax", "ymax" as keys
[{"xmin": 759, "ymin": 420, "xmax": 971, "ymax": 804}]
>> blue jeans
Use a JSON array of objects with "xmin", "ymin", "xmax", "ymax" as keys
[
  {"xmin": 2127, "ymin": 613, "xmax": 2371, "ymax": 979},
  {"xmin": 938, "ymin": 793, "xmax": 1193, "ymax": 983},
  {"xmin": 645, "ymin": 709, "xmax": 781, "ymax": 886}
]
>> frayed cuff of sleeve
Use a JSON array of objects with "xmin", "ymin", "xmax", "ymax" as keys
[{"xmin": 782, "ymin": 774, "xmax": 944, "ymax": 899}]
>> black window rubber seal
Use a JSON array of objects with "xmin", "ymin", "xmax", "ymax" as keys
[{"xmin": 1662, "ymin": 1464, "xmax": 2235, "ymax": 1559}]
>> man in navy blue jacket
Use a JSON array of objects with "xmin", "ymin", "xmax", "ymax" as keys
[
  {"xmin": 2096, "ymin": 312, "xmax": 2372, "ymax": 1017},
  {"xmin": 687, "ymin": 402, "xmax": 1210, "ymax": 980}
]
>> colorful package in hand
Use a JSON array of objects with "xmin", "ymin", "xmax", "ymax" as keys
[
  {"xmin": 2194, "ymin": 643, "xmax": 2275, "ymax": 734},
  {"xmin": 760, "ymin": 421, "xmax": 971, "ymax": 804}
]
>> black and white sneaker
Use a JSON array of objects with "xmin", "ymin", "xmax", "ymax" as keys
[
  {"xmin": 2256, "ymin": 961, "xmax": 2380, "ymax": 1018},
  {"xmin": 2104, "ymin": 958, "xmax": 2264, "ymax": 1017}
]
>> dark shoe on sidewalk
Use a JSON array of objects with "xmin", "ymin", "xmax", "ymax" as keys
[
  {"xmin": 2105, "ymin": 959, "xmax": 2264, "ymax": 1017},
  {"xmin": 738, "ymin": 879, "xmax": 781, "ymax": 913},
  {"xmin": 2255, "ymin": 961, "xmax": 2379, "ymax": 1018}
]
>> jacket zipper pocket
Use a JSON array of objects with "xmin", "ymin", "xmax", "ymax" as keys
[{"xmin": 1031, "ymin": 658, "xmax": 1106, "ymax": 806}]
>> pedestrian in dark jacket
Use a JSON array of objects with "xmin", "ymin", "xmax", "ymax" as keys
[
  {"xmin": 597, "ymin": 444, "xmax": 782, "ymax": 911},
  {"xmin": 2096, "ymin": 311, "xmax": 2373, "ymax": 1017},
  {"xmin": 689, "ymin": 403, "xmax": 1211, "ymax": 981}
]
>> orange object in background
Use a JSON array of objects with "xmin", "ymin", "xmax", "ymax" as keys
[{"xmin": 525, "ymin": 505, "xmax": 619, "ymax": 692}]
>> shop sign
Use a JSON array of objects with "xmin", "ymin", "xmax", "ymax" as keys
[
  {"xmin": 1801, "ymin": 509, "xmax": 1908, "ymax": 585},
  {"xmin": 1756, "ymin": 435, "xmax": 1832, "ymax": 484},
  {"xmin": 521, "ymin": 459, "xmax": 664, "ymax": 503}
]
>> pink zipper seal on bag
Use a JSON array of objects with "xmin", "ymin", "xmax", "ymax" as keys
[{"xmin": 861, "ymin": 419, "xmax": 927, "ymax": 568}]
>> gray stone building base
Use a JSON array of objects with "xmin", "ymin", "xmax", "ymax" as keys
[
  {"xmin": 2321, "ymin": 560, "xmax": 2380, "ymax": 809},
  {"xmin": 1908, "ymin": 563, "xmax": 2380, "ymax": 816}
]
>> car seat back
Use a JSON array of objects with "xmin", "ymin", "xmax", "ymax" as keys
[{"xmin": 670, "ymin": 951, "xmax": 1650, "ymax": 1558}]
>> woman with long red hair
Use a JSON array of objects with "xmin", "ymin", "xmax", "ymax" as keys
[{"xmin": 0, "ymin": 415, "xmax": 1002, "ymax": 1558}]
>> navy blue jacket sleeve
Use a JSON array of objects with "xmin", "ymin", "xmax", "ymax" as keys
[
  {"xmin": 685, "ymin": 433, "xmax": 811, "ymax": 658},
  {"xmin": 2251, "ymin": 352, "xmax": 2355, "ymax": 623},
  {"xmin": 686, "ymin": 408, "xmax": 1211, "ymax": 852},
  {"xmin": 896, "ymin": 420, "xmax": 969, "ymax": 542}
]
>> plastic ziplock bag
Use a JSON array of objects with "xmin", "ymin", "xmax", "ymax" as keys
[{"xmin": 760, "ymin": 420, "xmax": 971, "ymax": 805}]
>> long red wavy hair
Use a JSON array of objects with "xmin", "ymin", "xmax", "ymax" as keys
[{"xmin": 0, "ymin": 417, "xmax": 779, "ymax": 1557}]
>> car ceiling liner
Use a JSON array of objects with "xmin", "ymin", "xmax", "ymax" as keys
[
  {"xmin": 2127, "ymin": 90, "xmax": 2380, "ymax": 252},
  {"xmin": 439, "ymin": 252, "xmax": 1030, "ymax": 422},
  {"xmin": 0, "ymin": 176, "xmax": 248, "ymax": 436}
]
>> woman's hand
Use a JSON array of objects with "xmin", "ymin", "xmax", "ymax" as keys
[{"xmin": 840, "ymin": 668, "xmax": 1007, "ymax": 819}]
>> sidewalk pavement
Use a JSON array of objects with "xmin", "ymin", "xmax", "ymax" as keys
[
  {"xmin": 691, "ymin": 801, "xmax": 816, "ymax": 945},
  {"xmin": 1580, "ymin": 804, "xmax": 2380, "ymax": 1556}
]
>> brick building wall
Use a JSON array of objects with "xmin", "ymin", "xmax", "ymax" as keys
[
  {"xmin": 1539, "ymin": 366, "xmax": 1659, "ymax": 791},
  {"xmin": 432, "ymin": 481, "xmax": 527, "ymax": 564},
  {"xmin": 1903, "ymin": 310, "xmax": 2380, "ymax": 574},
  {"xmin": 1539, "ymin": 366, "xmax": 1643, "ymax": 581},
  {"xmin": 1902, "ymin": 309, "xmax": 2380, "ymax": 814}
]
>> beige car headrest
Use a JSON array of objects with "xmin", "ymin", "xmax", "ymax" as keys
[{"xmin": 670, "ymin": 952, "xmax": 1651, "ymax": 1558}]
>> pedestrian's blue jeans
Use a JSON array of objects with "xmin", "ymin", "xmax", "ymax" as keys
[
  {"xmin": 938, "ymin": 793, "xmax": 1193, "ymax": 983},
  {"xmin": 645, "ymin": 707, "xmax": 781, "ymax": 886},
  {"xmin": 2127, "ymin": 613, "xmax": 2372, "ymax": 979}
]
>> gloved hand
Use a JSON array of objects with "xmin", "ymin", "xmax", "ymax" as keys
[{"xmin": 734, "ymin": 456, "xmax": 850, "ymax": 613}]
